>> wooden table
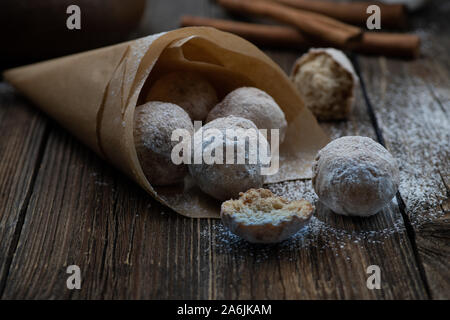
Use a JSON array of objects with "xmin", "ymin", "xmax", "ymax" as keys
[{"xmin": 0, "ymin": 0, "xmax": 448, "ymax": 299}]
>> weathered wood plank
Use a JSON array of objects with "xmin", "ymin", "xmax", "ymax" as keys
[
  {"xmin": 2, "ymin": 52, "xmax": 427, "ymax": 299},
  {"xmin": 1, "ymin": 125, "xmax": 134, "ymax": 299},
  {"xmin": 357, "ymin": 1, "xmax": 450, "ymax": 299},
  {"xmin": 358, "ymin": 56, "xmax": 449, "ymax": 299},
  {"xmin": 0, "ymin": 83, "xmax": 48, "ymax": 296}
]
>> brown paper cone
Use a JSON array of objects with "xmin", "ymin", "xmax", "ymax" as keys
[{"xmin": 4, "ymin": 27, "xmax": 328, "ymax": 218}]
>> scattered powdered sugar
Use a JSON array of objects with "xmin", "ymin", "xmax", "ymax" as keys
[
  {"xmin": 90, "ymin": 171, "xmax": 110, "ymax": 187},
  {"xmin": 269, "ymin": 180, "xmax": 406, "ymax": 242},
  {"xmin": 375, "ymin": 58, "xmax": 449, "ymax": 228},
  {"xmin": 198, "ymin": 179, "xmax": 407, "ymax": 261},
  {"xmin": 268, "ymin": 180, "xmax": 318, "ymax": 204},
  {"xmin": 120, "ymin": 32, "xmax": 168, "ymax": 106},
  {"xmin": 370, "ymin": 0, "xmax": 450, "ymax": 228},
  {"xmin": 94, "ymin": 181, "xmax": 109, "ymax": 187},
  {"xmin": 201, "ymin": 214, "xmax": 405, "ymax": 262}
]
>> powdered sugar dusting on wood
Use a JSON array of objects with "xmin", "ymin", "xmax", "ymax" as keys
[
  {"xmin": 197, "ymin": 179, "xmax": 406, "ymax": 260},
  {"xmin": 368, "ymin": 57, "xmax": 449, "ymax": 228}
]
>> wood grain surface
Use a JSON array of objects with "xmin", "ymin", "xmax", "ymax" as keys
[
  {"xmin": 357, "ymin": 8, "xmax": 450, "ymax": 297},
  {"xmin": 0, "ymin": 0, "xmax": 448, "ymax": 299}
]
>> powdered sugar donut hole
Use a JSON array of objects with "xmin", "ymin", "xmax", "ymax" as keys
[
  {"xmin": 188, "ymin": 116, "xmax": 270, "ymax": 201},
  {"xmin": 312, "ymin": 136, "xmax": 400, "ymax": 217},
  {"xmin": 206, "ymin": 87, "xmax": 287, "ymax": 144},
  {"xmin": 134, "ymin": 101, "xmax": 194, "ymax": 186},
  {"xmin": 145, "ymin": 71, "xmax": 218, "ymax": 121}
]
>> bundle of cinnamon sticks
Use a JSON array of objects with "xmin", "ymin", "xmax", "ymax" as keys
[{"xmin": 180, "ymin": 0, "xmax": 420, "ymax": 59}]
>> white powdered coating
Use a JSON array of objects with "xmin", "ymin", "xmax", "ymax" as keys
[
  {"xmin": 134, "ymin": 101, "xmax": 193, "ymax": 186},
  {"xmin": 145, "ymin": 71, "xmax": 218, "ymax": 121},
  {"xmin": 291, "ymin": 48, "xmax": 357, "ymax": 121},
  {"xmin": 206, "ymin": 87, "xmax": 287, "ymax": 143},
  {"xmin": 188, "ymin": 116, "xmax": 269, "ymax": 201},
  {"xmin": 312, "ymin": 136, "xmax": 400, "ymax": 216}
]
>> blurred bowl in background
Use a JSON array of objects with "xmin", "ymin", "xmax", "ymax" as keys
[
  {"xmin": 0, "ymin": 0, "xmax": 146, "ymax": 68},
  {"xmin": 378, "ymin": 0, "xmax": 430, "ymax": 11}
]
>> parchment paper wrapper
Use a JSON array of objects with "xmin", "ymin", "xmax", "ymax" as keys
[{"xmin": 4, "ymin": 27, "xmax": 328, "ymax": 218}]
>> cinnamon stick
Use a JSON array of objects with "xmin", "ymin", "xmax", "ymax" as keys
[
  {"xmin": 180, "ymin": 16, "xmax": 420, "ymax": 59},
  {"xmin": 181, "ymin": 15, "xmax": 308, "ymax": 49},
  {"xmin": 358, "ymin": 32, "xmax": 420, "ymax": 58},
  {"xmin": 271, "ymin": 0, "xmax": 408, "ymax": 29},
  {"xmin": 217, "ymin": 0, "xmax": 362, "ymax": 48}
]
